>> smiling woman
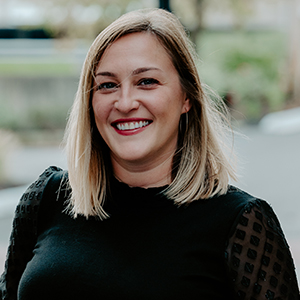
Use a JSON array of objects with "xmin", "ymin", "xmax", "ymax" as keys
[{"xmin": 0, "ymin": 8, "xmax": 299, "ymax": 300}]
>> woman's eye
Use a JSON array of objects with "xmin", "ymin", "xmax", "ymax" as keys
[
  {"xmin": 139, "ymin": 78, "xmax": 159, "ymax": 86},
  {"xmin": 97, "ymin": 82, "xmax": 118, "ymax": 90}
]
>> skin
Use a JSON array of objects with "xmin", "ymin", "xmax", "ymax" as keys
[{"xmin": 92, "ymin": 32, "xmax": 191, "ymax": 188}]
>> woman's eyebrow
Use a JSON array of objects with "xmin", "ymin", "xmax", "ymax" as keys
[
  {"xmin": 95, "ymin": 67, "xmax": 161, "ymax": 78},
  {"xmin": 132, "ymin": 67, "xmax": 161, "ymax": 75},
  {"xmin": 95, "ymin": 71, "xmax": 116, "ymax": 77}
]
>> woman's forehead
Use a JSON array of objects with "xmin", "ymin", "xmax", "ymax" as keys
[{"xmin": 95, "ymin": 32, "xmax": 175, "ymax": 74}]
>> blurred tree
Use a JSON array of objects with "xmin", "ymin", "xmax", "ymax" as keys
[
  {"xmin": 172, "ymin": 0, "xmax": 254, "ymax": 46},
  {"xmin": 159, "ymin": 0, "xmax": 171, "ymax": 11},
  {"xmin": 223, "ymin": 0, "xmax": 253, "ymax": 30},
  {"xmin": 286, "ymin": 0, "xmax": 300, "ymax": 106},
  {"xmin": 172, "ymin": 0, "xmax": 207, "ymax": 45},
  {"xmin": 186, "ymin": 0, "xmax": 206, "ymax": 44}
]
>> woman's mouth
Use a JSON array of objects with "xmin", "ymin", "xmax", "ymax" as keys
[
  {"xmin": 115, "ymin": 121, "xmax": 150, "ymax": 131},
  {"xmin": 111, "ymin": 119, "xmax": 152, "ymax": 135}
]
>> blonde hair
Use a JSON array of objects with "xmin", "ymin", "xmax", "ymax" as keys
[{"xmin": 64, "ymin": 8, "xmax": 236, "ymax": 219}]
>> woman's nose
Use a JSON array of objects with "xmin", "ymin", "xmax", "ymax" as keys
[{"xmin": 114, "ymin": 86, "xmax": 139, "ymax": 113}]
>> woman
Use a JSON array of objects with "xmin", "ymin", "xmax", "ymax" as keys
[{"xmin": 1, "ymin": 8, "xmax": 299, "ymax": 300}]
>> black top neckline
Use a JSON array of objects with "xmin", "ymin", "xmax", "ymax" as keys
[{"xmin": 108, "ymin": 176, "xmax": 172, "ymax": 210}]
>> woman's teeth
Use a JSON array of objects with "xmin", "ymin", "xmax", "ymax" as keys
[{"xmin": 116, "ymin": 121, "xmax": 149, "ymax": 131}]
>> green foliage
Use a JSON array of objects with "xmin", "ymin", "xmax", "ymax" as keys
[
  {"xmin": 0, "ymin": 102, "xmax": 69, "ymax": 131},
  {"xmin": 0, "ymin": 63, "xmax": 76, "ymax": 77},
  {"xmin": 197, "ymin": 30, "xmax": 287, "ymax": 121},
  {"xmin": 224, "ymin": 51, "xmax": 277, "ymax": 80}
]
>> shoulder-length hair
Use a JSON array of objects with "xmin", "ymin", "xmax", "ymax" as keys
[{"xmin": 64, "ymin": 8, "xmax": 237, "ymax": 219}]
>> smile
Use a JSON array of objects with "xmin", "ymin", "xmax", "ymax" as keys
[{"xmin": 115, "ymin": 121, "xmax": 150, "ymax": 131}]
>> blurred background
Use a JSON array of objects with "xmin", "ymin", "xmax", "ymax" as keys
[{"xmin": 0, "ymin": 0, "xmax": 299, "ymax": 280}]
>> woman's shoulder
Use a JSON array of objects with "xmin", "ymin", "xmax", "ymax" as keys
[
  {"xmin": 221, "ymin": 185, "xmax": 258, "ymax": 205},
  {"xmin": 200, "ymin": 185, "xmax": 263, "ymax": 221},
  {"xmin": 20, "ymin": 166, "xmax": 67, "ymax": 200},
  {"xmin": 40, "ymin": 166, "xmax": 69, "ymax": 199},
  {"xmin": 16, "ymin": 166, "xmax": 68, "ymax": 221},
  {"xmin": 189, "ymin": 186, "xmax": 277, "ymax": 244},
  {"xmin": 212, "ymin": 185, "xmax": 275, "ymax": 221}
]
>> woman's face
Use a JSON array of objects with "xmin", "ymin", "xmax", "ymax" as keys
[{"xmin": 92, "ymin": 32, "xmax": 190, "ymax": 171}]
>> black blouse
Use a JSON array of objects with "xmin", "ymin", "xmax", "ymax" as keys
[{"xmin": 0, "ymin": 166, "xmax": 299, "ymax": 300}]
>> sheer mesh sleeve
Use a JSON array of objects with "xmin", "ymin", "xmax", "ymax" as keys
[
  {"xmin": 225, "ymin": 199, "xmax": 300, "ymax": 300},
  {"xmin": 0, "ymin": 166, "xmax": 62, "ymax": 300}
]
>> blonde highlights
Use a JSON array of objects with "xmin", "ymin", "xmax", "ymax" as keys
[{"xmin": 64, "ymin": 8, "xmax": 236, "ymax": 219}]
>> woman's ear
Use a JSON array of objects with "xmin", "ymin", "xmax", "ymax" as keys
[{"xmin": 182, "ymin": 96, "xmax": 191, "ymax": 114}]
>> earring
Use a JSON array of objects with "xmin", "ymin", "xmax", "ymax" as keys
[
  {"xmin": 179, "ymin": 112, "xmax": 188, "ymax": 135},
  {"xmin": 185, "ymin": 112, "xmax": 188, "ymax": 131}
]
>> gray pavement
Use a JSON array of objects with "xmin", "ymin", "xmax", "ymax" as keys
[{"xmin": 0, "ymin": 124, "xmax": 299, "ymax": 280}]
